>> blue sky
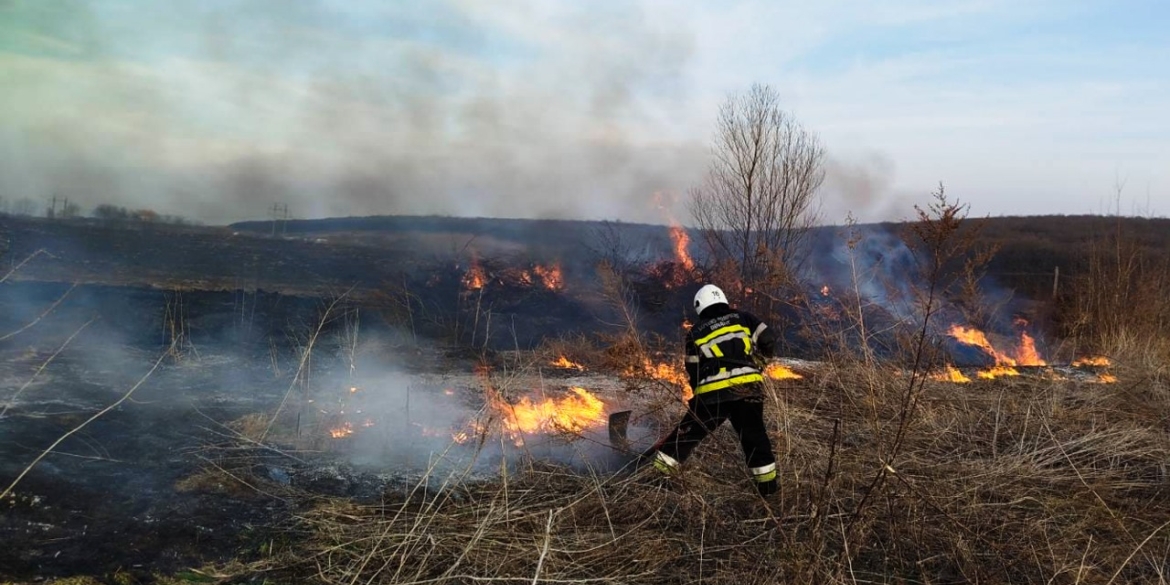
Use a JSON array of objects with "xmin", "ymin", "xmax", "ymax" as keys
[{"xmin": 1, "ymin": 0, "xmax": 1166, "ymax": 224}]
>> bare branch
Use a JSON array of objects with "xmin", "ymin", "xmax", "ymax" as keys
[{"xmin": 688, "ymin": 84, "xmax": 825, "ymax": 312}]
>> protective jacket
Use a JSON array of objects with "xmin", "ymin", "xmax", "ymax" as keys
[
  {"xmin": 684, "ymin": 304, "xmax": 777, "ymax": 402},
  {"xmin": 647, "ymin": 302, "xmax": 780, "ymax": 495}
]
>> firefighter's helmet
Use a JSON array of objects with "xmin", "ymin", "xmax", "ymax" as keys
[{"xmin": 693, "ymin": 284, "xmax": 728, "ymax": 315}]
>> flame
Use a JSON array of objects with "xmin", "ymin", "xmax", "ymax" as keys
[
  {"xmin": 948, "ymin": 324, "xmax": 1047, "ymax": 367},
  {"xmin": 764, "ymin": 363, "xmax": 803, "ymax": 380},
  {"xmin": 949, "ymin": 325, "xmax": 1018, "ymax": 366},
  {"xmin": 329, "ymin": 422, "xmax": 354, "ymax": 438},
  {"xmin": 1096, "ymin": 373, "xmax": 1118, "ymax": 384},
  {"xmin": 669, "ymin": 225, "xmax": 695, "ymax": 272},
  {"xmin": 462, "ymin": 254, "xmax": 486, "ymax": 291},
  {"xmin": 624, "ymin": 358, "xmax": 692, "ymax": 400},
  {"xmin": 1014, "ymin": 331, "xmax": 1047, "ymax": 366},
  {"xmin": 653, "ymin": 191, "xmax": 694, "ymax": 270},
  {"xmin": 682, "ymin": 319, "xmax": 693, "ymax": 331},
  {"xmin": 499, "ymin": 387, "xmax": 606, "ymax": 436},
  {"xmin": 1073, "ymin": 356, "xmax": 1111, "ymax": 367},
  {"xmin": 533, "ymin": 263, "xmax": 564, "ymax": 291},
  {"xmin": 820, "ymin": 285, "xmax": 831, "ymax": 297},
  {"xmin": 976, "ymin": 366, "xmax": 1020, "ymax": 380},
  {"xmin": 931, "ymin": 365, "xmax": 971, "ymax": 383},
  {"xmin": 454, "ymin": 386, "xmax": 607, "ymax": 445},
  {"xmin": 550, "ymin": 355, "xmax": 585, "ymax": 371}
]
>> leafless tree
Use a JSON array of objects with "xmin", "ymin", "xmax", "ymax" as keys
[{"xmin": 689, "ymin": 84, "xmax": 825, "ymax": 303}]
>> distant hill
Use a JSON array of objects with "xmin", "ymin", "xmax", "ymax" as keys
[
  {"xmin": 4, "ymin": 212, "xmax": 1166, "ymax": 300},
  {"xmin": 231, "ymin": 212, "xmax": 1170, "ymax": 281},
  {"xmin": 230, "ymin": 215, "xmax": 670, "ymax": 249}
]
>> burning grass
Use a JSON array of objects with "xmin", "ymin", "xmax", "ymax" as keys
[{"xmin": 201, "ymin": 359, "xmax": 1170, "ymax": 585}]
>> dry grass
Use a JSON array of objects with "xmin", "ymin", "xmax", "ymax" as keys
[
  {"xmin": 205, "ymin": 191, "xmax": 1170, "ymax": 584},
  {"xmin": 201, "ymin": 362, "xmax": 1170, "ymax": 585}
]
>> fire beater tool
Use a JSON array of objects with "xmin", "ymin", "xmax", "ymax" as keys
[{"xmin": 607, "ymin": 410, "xmax": 632, "ymax": 455}]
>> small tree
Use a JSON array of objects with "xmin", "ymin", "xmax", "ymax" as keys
[
  {"xmin": 689, "ymin": 84, "xmax": 825, "ymax": 308},
  {"xmin": 61, "ymin": 201, "xmax": 82, "ymax": 218},
  {"xmin": 93, "ymin": 204, "xmax": 130, "ymax": 221}
]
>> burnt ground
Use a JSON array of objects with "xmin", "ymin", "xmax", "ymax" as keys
[
  {"xmin": 0, "ymin": 212, "xmax": 684, "ymax": 581},
  {"xmin": 0, "ymin": 329, "xmax": 299, "ymax": 579},
  {"xmin": 1, "ymin": 212, "xmax": 1140, "ymax": 581},
  {"xmin": 0, "ymin": 295, "xmax": 641, "ymax": 582},
  {"xmin": 0, "ymin": 215, "xmax": 694, "ymax": 350}
]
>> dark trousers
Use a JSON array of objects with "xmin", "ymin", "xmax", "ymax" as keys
[{"xmin": 653, "ymin": 393, "xmax": 776, "ymax": 481}]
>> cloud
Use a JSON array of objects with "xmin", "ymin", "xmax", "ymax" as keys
[
  {"xmin": 0, "ymin": 0, "xmax": 1166, "ymax": 224},
  {"xmin": 0, "ymin": 0, "xmax": 715, "ymax": 224}
]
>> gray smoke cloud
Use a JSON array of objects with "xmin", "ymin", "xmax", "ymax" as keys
[
  {"xmin": 817, "ymin": 153, "xmax": 923, "ymax": 224},
  {"xmin": 0, "ymin": 1, "xmax": 708, "ymax": 224}
]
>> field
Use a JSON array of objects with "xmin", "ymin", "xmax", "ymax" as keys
[{"xmin": 1, "ymin": 212, "xmax": 1168, "ymax": 584}]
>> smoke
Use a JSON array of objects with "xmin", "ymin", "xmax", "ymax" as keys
[
  {"xmin": 1, "ymin": 1, "xmax": 706, "ymax": 224},
  {"xmin": 312, "ymin": 332, "xmax": 627, "ymax": 474},
  {"xmin": 819, "ymin": 152, "xmax": 921, "ymax": 224}
]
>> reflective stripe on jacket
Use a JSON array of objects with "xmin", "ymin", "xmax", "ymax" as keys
[{"xmin": 685, "ymin": 305, "xmax": 776, "ymax": 397}]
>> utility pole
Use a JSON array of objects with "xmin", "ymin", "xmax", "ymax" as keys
[
  {"xmin": 48, "ymin": 196, "xmax": 57, "ymax": 219},
  {"xmin": 269, "ymin": 203, "xmax": 290, "ymax": 236},
  {"xmin": 270, "ymin": 203, "xmax": 281, "ymax": 236},
  {"xmin": 1052, "ymin": 266, "xmax": 1060, "ymax": 299}
]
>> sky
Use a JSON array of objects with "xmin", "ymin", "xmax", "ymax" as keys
[{"xmin": 1, "ymin": 0, "xmax": 1167, "ymax": 225}]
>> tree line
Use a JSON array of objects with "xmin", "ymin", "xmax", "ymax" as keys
[{"xmin": 0, "ymin": 198, "xmax": 195, "ymax": 225}]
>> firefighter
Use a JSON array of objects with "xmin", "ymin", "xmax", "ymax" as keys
[{"xmin": 644, "ymin": 284, "xmax": 779, "ymax": 496}]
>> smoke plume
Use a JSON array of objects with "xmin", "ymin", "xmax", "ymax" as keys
[{"xmin": 1, "ymin": 1, "xmax": 704, "ymax": 224}]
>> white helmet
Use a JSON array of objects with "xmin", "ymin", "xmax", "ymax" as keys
[{"xmin": 693, "ymin": 284, "xmax": 728, "ymax": 315}]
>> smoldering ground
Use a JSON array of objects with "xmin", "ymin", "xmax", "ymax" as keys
[{"xmin": 0, "ymin": 276, "xmax": 644, "ymax": 578}]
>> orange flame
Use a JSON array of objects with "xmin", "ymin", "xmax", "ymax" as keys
[
  {"xmin": 455, "ymin": 386, "xmax": 607, "ymax": 445},
  {"xmin": 948, "ymin": 324, "xmax": 1048, "ymax": 367},
  {"xmin": 1072, "ymin": 356, "xmax": 1111, "ymax": 367},
  {"xmin": 820, "ymin": 285, "xmax": 831, "ymax": 297},
  {"xmin": 765, "ymin": 363, "xmax": 803, "ymax": 380},
  {"xmin": 976, "ymin": 366, "xmax": 1020, "ymax": 380},
  {"xmin": 669, "ymin": 225, "xmax": 695, "ymax": 272},
  {"xmin": 931, "ymin": 365, "xmax": 971, "ymax": 383},
  {"xmin": 948, "ymin": 325, "xmax": 1018, "ymax": 366},
  {"xmin": 682, "ymin": 319, "xmax": 693, "ymax": 331},
  {"xmin": 1014, "ymin": 331, "xmax": 1047, "ymax": 366},
  {"xmin": 1096, "ymin": 373, "xmax": 1118, "ymax": 384},
  {"xmin": 462, "ymin": 254, "xmax": 486, "ymax": 291},
  {"xmin": 624, "ymin": 358, "xmax": 692, "ymax": 401},
  {"xmin": 329, "ymin": 422, "xmax": 354, "ymax": 439},
  {"xmin": 533, "ymin": 263, "xmax": 564, "ymax": 291},
  {"xmin": 499, "ymin": 387, "xmax": 606, "ymax": 436},
  {"xmin": 550, "ymin": 355, "xmax": 585, "ymax": 371}
]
